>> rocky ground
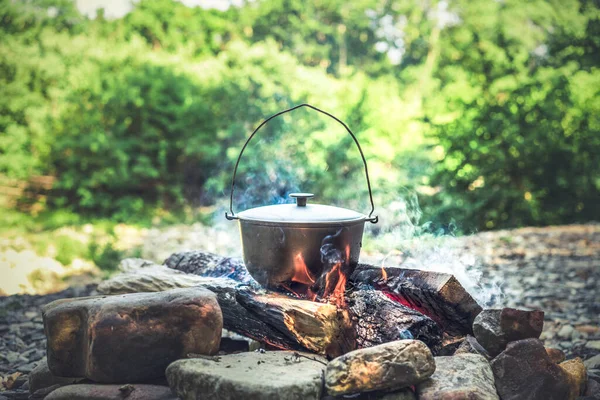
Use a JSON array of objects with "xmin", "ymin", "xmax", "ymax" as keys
[
  {"xmin": 1, "ymin": 224, "xmax": 599, "ymax": 399},
  {"xmin": 459, "ymin": 224, "xmax": 600, "ymax": 362}
]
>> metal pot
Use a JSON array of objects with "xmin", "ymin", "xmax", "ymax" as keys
[{"xmin": 225, "ymin": 104, "xmax": 378, "ymax": 290}]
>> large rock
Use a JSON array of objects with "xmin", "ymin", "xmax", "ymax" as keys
[
  {"xmin": 44, "ymin": 384, "xmax": 177, "ymax": 400},
  {"xmin": 28, "ymin": 359, "xmax": 83, "ymax": 393},
  {"xmin": 560, "ymin": 358, "xmax": 587, "ymax": 399},
  {"xmin": 417, "ymin": 353, "xmax": 498, "ymax": 399},
  {"xmin": 473, "ymin": 308, "xmax": 544, "ymax": 357},
  {"xmin": 325, "ymin": 340, "xmax": 435, "ymax": 396},
  {"xmin": 97, "ymin": 264, "xmax": 216, "ymax": 294},
  {"xmin": 491, "ymin": 338, "xmax": 571, "ymax": 400},
  {"xmin": 43, "ymin": 287, "xmax": 222, "ymax": 383},
  {"xmin": 167, "ymin": 351, "xmax": 326, "ymax": 400}
]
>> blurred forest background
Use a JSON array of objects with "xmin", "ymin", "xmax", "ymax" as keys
[{"xmin": 1, "ymin": 0, "xmax": 599, "ymax": 294}]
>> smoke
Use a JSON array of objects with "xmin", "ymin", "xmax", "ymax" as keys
[{"xmin": 364, "ymin": 191, "xmax": 504, "ymax": 307}]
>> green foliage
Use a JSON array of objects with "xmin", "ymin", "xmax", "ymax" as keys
[
  {"xmin": 88, "ymin": 239, "xmax": 123, "ymax": 273},
  {"xmin": 0, "ymin": 0, "xmax": 598, "ymax": 230},
  {"xmin": 426, "ymin": 0, "xmax": 600, "ymax": 230},
  {"xmin": 54, "ymin": 234, "xmax": 87, "ymax": 265}
]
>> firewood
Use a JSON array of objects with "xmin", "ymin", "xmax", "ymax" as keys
[
  {"xmin": 163, "ymin": 251, "xmax": 482, "ymax": 336},
  {"xmin": 347, "ymin": 289, "xmax": 442, "ymax": 354},
  {"xmin": 350, "ymin": 264, "xmax": 482, "ymax": 336},
  {"xmin": 236, "ymin": 289, "xmax": 356, "ymax": 358},
  {"xmin": 165, "ymin": 251, "xmax": 481, "ymax": 336}
]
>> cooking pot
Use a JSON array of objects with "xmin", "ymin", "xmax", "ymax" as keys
[{"xmin": 225, "ymin": 104, "xmax": 378, "ymax": 290}]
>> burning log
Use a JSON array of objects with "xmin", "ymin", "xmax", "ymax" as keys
[
  {"xmin": 350, "ymin": 264, "xmax": 482, "ymax": 336},
  {"xmin": 236, "ymin": 289, "xmax": 356, "ymax": 357},
  {"xmin": 347, "ymin": 289, "xmax": 442, "ymax": 354},
  {"xmin": 163, "ymin": 251, "xmax": 482, "ymax": 336}
]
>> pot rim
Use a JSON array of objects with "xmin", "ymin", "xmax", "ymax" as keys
[
  {"xmin": 236, "ymin": 203, "xmax": 367, "ymax": 225},
  {"xmin": 236, "ymin": 218, "xmax": 368, "ymax": 228}
]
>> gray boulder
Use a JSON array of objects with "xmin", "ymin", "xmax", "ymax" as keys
[
  {"xmin": 44, "ymin": 384, "xmax": 177, "ymax": 400},
  {"xmin": 417, "ymin": 353, "xmax": 498, "ymax": 400},
  {"xmin": 167, "ymin": 351, "xmax": 326, "ymax": 400}
]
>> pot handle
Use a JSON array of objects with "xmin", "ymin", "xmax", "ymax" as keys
[{"xmin": 225, "ymin": 103, "xmax": 378, "ymax": 223}]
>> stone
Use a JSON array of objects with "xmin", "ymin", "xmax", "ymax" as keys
[
  {"xmin": 454, "ymin": 335, "xmax": 491, "ymax": 360},
  {"xmin": 44, "ymin": 384, "xmax": 177, "ymax": 400},
  {"xmin": 473, "ymin": 308, "xmax": 544, "ymax": 357},
  {"xmin": 585, "ymin": 354, "xmax": 600, "ymax": 370},
  {"xmin": 16, "ymin": 362, "xmax": 37, "ymax": 373},
  {"xmin": 167, "ymin": 351, "xmax": 326, "ymax": 400},
  {"xmin": 30, "ymin": 384, "xmax": 62, "ymax": 399},
  {"xmin": 584, "ymin": 379, "xmax": 600, "ymax": 398},
  {"xmin": 117, "ymin": 258, "xmax": 157, "ymax": 273},
  {"xmin": 557, "ymin": 324, "xmax": 575, "ymax": 339},
  {"xmin": 97, "ymin": 264, "xmax": 213, "ymax": 294},
  {"xmin": 545, "ymin": 347, "xmax": 566, "ymax": 364},
  {"xmin": 43, "ymin": 287, "xmax": 222, "ymax": 383},
  {"xmin": 0, "ymin": 390, "xmax": 28, "ymax": 400},
  {"xmin": 376, "ymin": 391, "xmax": 416, "ymax": 400},
  {"xmin": 560, "ymin": 358, "xmax": 587, "ymax": 399},
  {"xmin": 28, "ymin": 359, "xmax": 83, "ymax": 393},
  {"xmin": 589, "ymin": 368, "xmax": 600, "ymax": 384},
  {"xmin": 325, "ymin": 340, "xmax": 435, "ymax": 396},
  {"xmin": 416, "ymin": 353, "xmax": 498, "ymax": 400},
  {"xmin": 491, "ymin": 338, "xmax": 571, "ymax": 400},
  {"xmin": 586, "ymin": 340, "xmax": 600, "ymax": 350},
  {"xmin": 322, "ymin": 389, "xmax": 416, "ymax": 400}
]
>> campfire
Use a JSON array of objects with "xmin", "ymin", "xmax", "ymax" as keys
[
  {"xmin": 38, "ymin": 250, "xmax": 588, "ymax": 400},
  {"xmin": 33, "ymin": 106, "xmax": 590, "ymax": 399}
]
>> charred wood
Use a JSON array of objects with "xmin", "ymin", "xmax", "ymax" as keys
[
  {"xmin": 347, "ymin": 289, "xmax": 442, "ymax": 354},
  {"xmin": 163, "ymin": 251, "xmax": 482, "ymax": 336},
  {"xmin": 350, "ymin": 264, "xmax": 482, "ymax": 336}
]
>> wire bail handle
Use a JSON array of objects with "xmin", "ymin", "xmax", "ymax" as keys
[{"xmin": 225, "ymin": 103, "xmax": 378, "ymax": 224}]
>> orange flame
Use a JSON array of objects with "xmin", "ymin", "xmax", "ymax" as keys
[
  {"xmin": 287, "ymin": 253, "xmax": 318, "ymax": 301},
  {"xmin": 291, "ymin": 253, "xmax": 315, "ymax": 285},
  {"xmin": 380, "ymin": 250, "xmax": 405, "ymax": 282},
  {"xmin": 381, "ymin": 265, "xmax": 388, "ymax": 282},
  {"xmin": 322, "ymin": 244, "xmax": 350, "ymax": 307}
]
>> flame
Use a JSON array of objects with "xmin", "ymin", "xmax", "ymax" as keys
[
  {"xmin": 381, "ymin": 265, "xmax": 388, "ymax": 282},
  {"xmin": 322, "ymin": 244, "xmax": 350, "ymax": 307},
  {"xmin": 380, "ymin": 250, "xmax": 405, "ymax": 282},
  {"xmin": 286, "ymin": 253, "xmax": 318, "ymax": 301},
  {"xmin": 291, "ymin": 253, "xmax": 315, "ymax": 285}
]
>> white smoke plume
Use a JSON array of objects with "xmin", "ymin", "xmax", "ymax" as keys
[{"xmin": 363, "ymin": 191, "xmax": 504, "ymax": 307}]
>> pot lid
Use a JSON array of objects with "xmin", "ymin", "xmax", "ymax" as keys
[{"xmin": 236, "ymin": 193, "xmax": 366, "ymax": 224}]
